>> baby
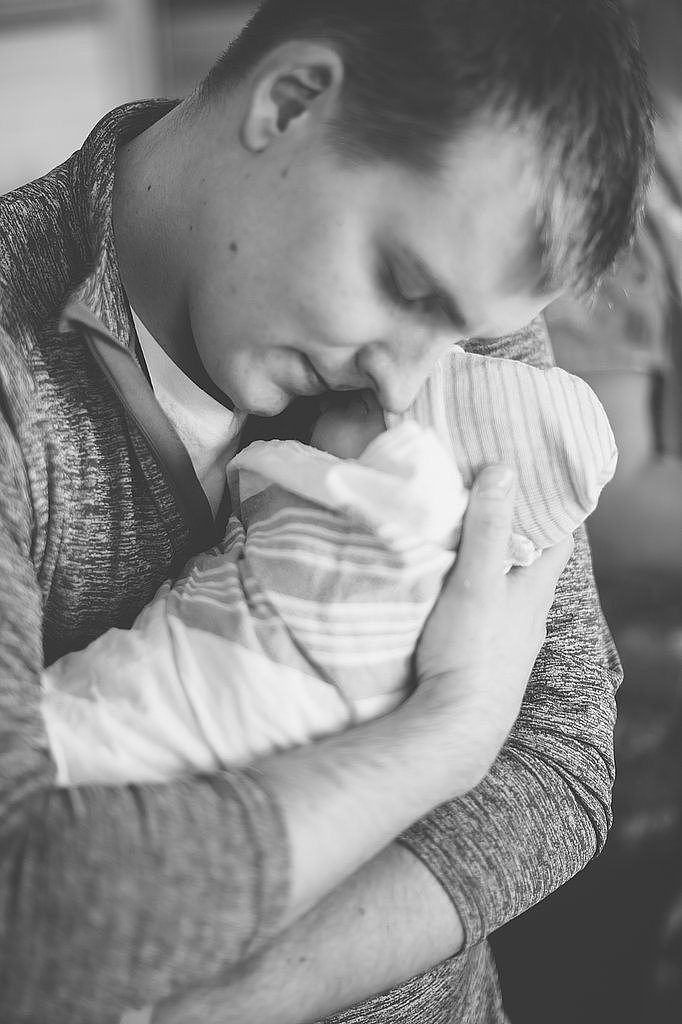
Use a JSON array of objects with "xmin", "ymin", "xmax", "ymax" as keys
[{"xmin": 41, "ymin": 346, "xmax": 617, "ymax": 787}]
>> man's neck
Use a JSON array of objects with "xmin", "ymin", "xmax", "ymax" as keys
[{"xmin": 112, "ymin": 103, "xmax": 220, "ymax": 397}]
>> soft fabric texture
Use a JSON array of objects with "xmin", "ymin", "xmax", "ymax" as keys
[
  {"xmin": 41, "ymin": 354, "xmax": 616, "ymax": 788},
  {"xmin": 131, "ymin": 307, "xmax": 247, "ymax": 516},
  {"xmin": 0, "ymin": 101, "xmax": 622, "ymax": 1024},
  {"xmin": 391, "ymin": 345, "xmax": 618, "ymax": 551}
]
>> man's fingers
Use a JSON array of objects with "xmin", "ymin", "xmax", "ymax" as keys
[
  {"xmin": 455, "ymin": 465, "xmax": 516, "ymax": 588},
  {"xmin": 512, "ymin": 534, "xmax": 574, "ymax": 588},
  {"xmin": 508, "ymin": 534, "xmax": 575, "ymax": 621},
  {"xmin": 537, "ymin": 534, "xmax": 575, "ymax": 578}
]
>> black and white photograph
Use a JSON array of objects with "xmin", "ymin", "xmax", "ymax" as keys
[{"xmin": 0, "ymin": 3, "xmax": 680, "ymax": 1023}]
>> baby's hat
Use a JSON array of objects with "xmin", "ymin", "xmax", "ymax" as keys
[{"xmin": 387, "ymin": 346, "xmax": 618, "ymax": 551}]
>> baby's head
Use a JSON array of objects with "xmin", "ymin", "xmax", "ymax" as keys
[
  {"xmin": 309, "ymin": 390, "xmax": 386, "ymax": 459},
  {"xmin": 240, "ymin": 389, "xmax": 386, "ymax": 459}
]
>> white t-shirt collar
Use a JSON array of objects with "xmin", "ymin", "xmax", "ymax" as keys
[{"xmin": 131, "ymin": 308, "xmax": 246, "ymax": 517}]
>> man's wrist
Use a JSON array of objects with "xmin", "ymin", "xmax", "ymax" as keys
[{"xmin": 401, "ymin": 678, "xmax": 510, "ymax": 796}]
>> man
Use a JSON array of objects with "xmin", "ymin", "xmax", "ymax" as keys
[{"xmin": 0, "ymin": 1, "xmax": 652, "ymax": 1022}]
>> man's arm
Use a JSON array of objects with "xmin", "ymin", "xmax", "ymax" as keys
[{"xmin": 150, "ymin": 844, "xmax": 459, "ymax": 1024}]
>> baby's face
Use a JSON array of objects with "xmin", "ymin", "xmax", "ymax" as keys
[{"xmin": 310, "ymin": 390, "xmax": 386, "ymax": 459}]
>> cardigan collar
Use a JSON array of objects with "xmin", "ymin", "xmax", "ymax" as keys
[{"xmin": 65, "ymin": 99, "xmax": 179, "ymax": 345}]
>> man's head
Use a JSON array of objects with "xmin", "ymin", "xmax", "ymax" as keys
[
  {"xmin": 201, "ymin": 0, "xmax": 654, "ymax": 297},
  {"xmin": 121, "ymin": 0, "xmax": 653, "ymax": 417}
]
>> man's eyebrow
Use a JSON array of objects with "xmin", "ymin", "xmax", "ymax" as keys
[{"xmin": 410, "ymin": 251, "xmax": 469, "ymax": 332}]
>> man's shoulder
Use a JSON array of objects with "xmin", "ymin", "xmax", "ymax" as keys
[
  {"xmin": 466, "ymin": 316, "xmax": 554, "ymax": 369},
  {"xmin": 0, "ymin": 152, "xmax": 87, "ymax": 336}
]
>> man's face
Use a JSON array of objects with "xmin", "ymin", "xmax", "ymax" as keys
[{"xmin": 186, "ymin": 120, "xmax": 556, "ymax": 416}]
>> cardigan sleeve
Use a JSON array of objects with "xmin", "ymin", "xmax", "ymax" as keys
[
  {"xmin": 398, "ymin": 526, "xmax": 620, "ymax": 944},
  {"xmin": 0, "ymin": 332, "xmax": 290, "ymax": 1024}
]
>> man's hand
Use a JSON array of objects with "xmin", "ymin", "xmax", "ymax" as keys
[{"xmin": 413, "ymin": 465, "xmax": 574, "ymax": 783}]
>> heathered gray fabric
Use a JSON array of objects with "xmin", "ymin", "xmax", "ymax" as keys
[
  {"xmin": 0, "ymin": 102, "xmax": 290, "ymax": 1024},
  {"xmin": 0, "ymin": 101, "xmax": 622, "ymax": 1024}
]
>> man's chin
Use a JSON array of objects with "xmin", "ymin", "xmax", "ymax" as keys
[
  {"xmin": 232, "ymin": 380, "xmax": 327, "ymax": 418},
  {"xmin": 237, "ymin": 393, "xmax": 292, "ymax": 418}
]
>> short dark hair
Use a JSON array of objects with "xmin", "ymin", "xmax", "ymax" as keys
[{"xmin": 201, "ymin": 0, "xmax": 654, "ymax": 295}]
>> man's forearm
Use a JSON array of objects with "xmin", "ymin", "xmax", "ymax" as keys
[
  {"xmin": 153, "ymin": 731, "xmax": 610, "ymax": 1024},
  {"xmin": 257, "ymin": 681, "xmax": 505, "ymax": 931},
  {"xmin": 0, "ymin": 664, "xmax": 508, "ymax": 1024},
  {"xmin": 152, "ymin": 843, "xmax": 462, "ymax": 1024}
]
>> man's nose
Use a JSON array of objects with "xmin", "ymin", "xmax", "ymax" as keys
[{"xmin": 356, "ymin": 334, "xmax": 453, "ymax": 414}]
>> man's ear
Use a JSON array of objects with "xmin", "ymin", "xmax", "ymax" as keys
[{"xmin": 240, "ymin": 42, "xmax": 344, "ymax": 152}]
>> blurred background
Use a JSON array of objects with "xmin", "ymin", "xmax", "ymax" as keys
[
  {"xmin": 2, "ymin": 2, "xmax": 681, "ymax": 1023},
  {"xmin": 0, "ymin": 0, "xmax": 256, "ymax": 193}
]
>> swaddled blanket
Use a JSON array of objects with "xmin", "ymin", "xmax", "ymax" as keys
[
  {"xmin": 42, "ymin": 423, "xmax": 465, "ymax": 785},
  {"xmin": 41, "ymin": 349, "xmax": 617, "ymax": 787}
]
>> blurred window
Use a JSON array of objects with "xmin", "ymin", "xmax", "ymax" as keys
[{"xmin": 1, "ymin": 0, "xmax": 255, "ymax": 194}]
